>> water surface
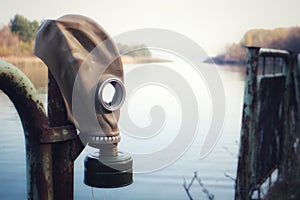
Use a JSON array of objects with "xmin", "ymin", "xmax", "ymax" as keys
[{"xmin": 0, "ymin": 62, "xmax": 245, "ymax": 199}]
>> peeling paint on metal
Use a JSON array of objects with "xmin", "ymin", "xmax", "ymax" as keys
[{"xmin": 0, "ymin": 59, "xmax": 53, "ymax": 200}]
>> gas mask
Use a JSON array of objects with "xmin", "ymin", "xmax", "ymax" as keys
[{"xmin": 34, "ymin": 14, "xmax": 132, "ymax": 188}]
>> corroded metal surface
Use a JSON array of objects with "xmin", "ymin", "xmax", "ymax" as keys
[
  {"xmin": 0, "ymin": 60, "xmax": 84, "ymax": 200},
  {"xmin": 48, "ymin": 72, "xmax": 84, "ymax": 200},
  {"xmin": 0, "ymin": 60, "xmax": 53, "ymax": 200},
  {"xmin": 255, "ymin": 76, "xmax": 285, "ymax": 183},
  {"xmin": 40, "ymin": 125, "xmax": 78, "ymax": 143},
  {"xmin": 235, "ymin": 47, "xmax": 260, "ymax": 200},
  {"xmin": 259, "ymin": 48, "xmax": 290, "ymax": 59},
  {"xmin": 235, "ymin": 47, "xmax": 300, "ymax": 199}
]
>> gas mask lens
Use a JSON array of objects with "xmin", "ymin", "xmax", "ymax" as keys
[{"xmin": 98, "ymin": 78, "xmax": 126, "ymax": 112}]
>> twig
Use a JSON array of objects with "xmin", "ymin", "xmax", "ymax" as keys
[
  {"xmin": 183, "ymin": 176, "xmax": 194, "ymax": 200},
  {"xmin": 91, "ymin": 187, "xmax": 94, "ymax": 200},
  {"xmin": 183, "ymin": 171, "xmax": 215, "ymax": 200},
  {"xmin": 224, "ymin": 171, "xmax": 236, "ymax": 182}
]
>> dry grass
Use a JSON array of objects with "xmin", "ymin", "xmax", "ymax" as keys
[
  {"xmin": 0, "ymin": 56, "xmax": 42, "ymax": 64},
  {"xmin": 1, "ymin": 55, "xmax": 170, "ymax": 66},
  {"xmin": 0, "ymin": 57, "xmax": 48, "ymax": 89}
]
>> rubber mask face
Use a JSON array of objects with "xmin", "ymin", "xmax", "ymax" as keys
[{"xmin": 34, "ymin": 14, "xmax": 125, "ymax": 145}]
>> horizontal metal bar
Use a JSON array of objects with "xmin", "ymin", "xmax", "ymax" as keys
[
  {"xmin": 40, "ymin": 125, "xmax": 78, "ymax": 143},
  {"xmin": 254, "ymin": 165, "xmax": 278, "ymax": 190},
  {"xmin": 259, "ymin": 48, "xmax": 291, "ymax": 60}
]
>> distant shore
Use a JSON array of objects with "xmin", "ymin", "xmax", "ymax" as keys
[
  {"xmin": 1, "ymin": 55, "xmax": 170, "ymax": 65},
  {"xmin": 120, "ymin": 55, "xmax": 170, "ymax": 64},
  {"xmin": 206, "ymin": 56, "xmax": 246, "ymax": 66}
]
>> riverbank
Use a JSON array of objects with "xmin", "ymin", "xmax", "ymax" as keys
[
  {"xmin": 1, "ymin": 55, "xmax": 170, "ymax": 65},
  {"xmin": 0, "ymin": 56, "xmax": 42, "ymax": 64},
  {"xmin": 120, "ymin": 55, "xmax": 170, "ymax": 64},
  {"xmin": 207, "ymin": 56, "xmax": 246, "ymax": 66}
]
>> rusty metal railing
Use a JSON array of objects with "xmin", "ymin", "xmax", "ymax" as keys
[
  {"xmin": 0, "ymin": 60, "xmax": 53, "ymax": 199},
  {"xmin": 0, "ymin": 59, "xmax": 84, "ymax": 199},
  {"xmin": 235, "ymin": 47, "xmax": 300, "ymax": 199}
]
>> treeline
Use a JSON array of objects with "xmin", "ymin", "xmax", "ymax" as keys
[
  {"xmin": 117, "ymin": 43, "xmax": 151, "ymax": 57},
  {"xmin": 215, "ymin": 27, "xmax": 300, "ymax": 65},
  {"xmin": 0, "ymin": 15, "xmax": 39, "ymax": 57},
  {"xmin": 0, "ymin": 14, "xmax": 151, "ymax": 58}
]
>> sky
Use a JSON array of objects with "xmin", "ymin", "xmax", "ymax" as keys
[{"xmin": 1, "ymin": 0, "xmax": 300, "ymax": 55}]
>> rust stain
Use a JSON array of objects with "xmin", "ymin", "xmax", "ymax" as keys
[{"xmin": 0, "ymin": 60, "xmax": 53, "ymax": 199}]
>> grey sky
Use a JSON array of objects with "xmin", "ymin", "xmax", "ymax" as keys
[{"xmin": 1, "ymin": 0, "xmax": 300, "ymax": 55}]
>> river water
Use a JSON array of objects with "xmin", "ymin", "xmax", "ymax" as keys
[{"xmin": 0, "ymin": 61, "xmax": 245, "ymax": 200}]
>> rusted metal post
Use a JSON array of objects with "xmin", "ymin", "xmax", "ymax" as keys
[
  {"xmin": 235, "ymin": 47, "xmax": 260, "ymax": 200},
  {"xmin": 47, "ymin": 72, "xmax": 84, "ymax": 200},
  {"xmin": 0, "ymin": 60, "xmax": 53, "ymax": 199},
  {"xmin": 293, "ymin": 54, "xmax": 300, "ymax": 177},
  {"xmin": 280, "ymin": 52, "xmax": 296, "ymax": 180},
  {"xmin": 294, "ymin": 55, "xmax": 300, "ymax": 110}
]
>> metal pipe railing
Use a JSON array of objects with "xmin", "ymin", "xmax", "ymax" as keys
[
  {"xmin": 259, "ymin": 48, "xmax": 290, "ymax": 60},
  {"xmin": 235, "ymin": 46, "xmax": 298, "ymax": 199},
  {"xmin": 0, "ymin": 59, "xmax": 84, "ymax": 200},
  {"xmin": 0, "ymin": 59, "xmax": 53, "ymax": 199}
]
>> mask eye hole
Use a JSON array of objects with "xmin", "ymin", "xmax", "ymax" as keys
[
  {"xmin": 102, "ymin": 83, "xmax": 116, "ymax": 104},
  {"xmin": 98, "ymin": 78, "xmax": 125, "ymax": 111}
]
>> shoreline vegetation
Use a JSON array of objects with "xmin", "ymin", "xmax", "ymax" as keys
[
  {"xmin": 4, "ymin": 15, "xmax": 300, "ymax": 67},
  {"xmin": 212, "ymin": 26, "xmax": 300, "ymax": 66},
  {"xmin": 0, "ymin": 55, "xmax": 170, "ymax": 66},
  {"xmin": 120, "ymin": 55, "xmax": 170, "ymax": 64},
  {"xmin": 0, "ymin": 14, "xmax": 169, "ymax": 66}
]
